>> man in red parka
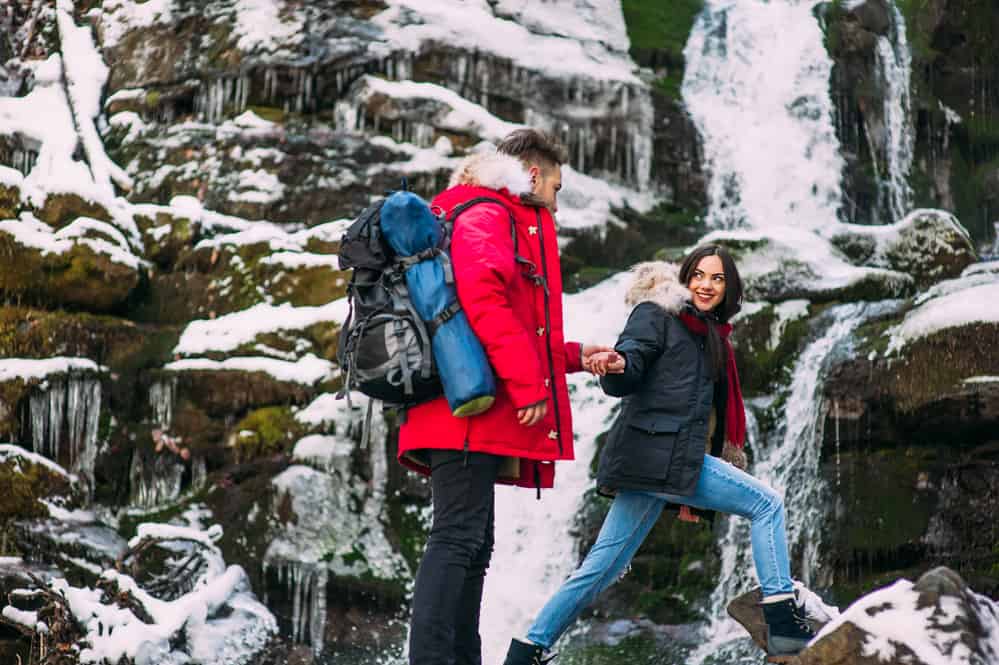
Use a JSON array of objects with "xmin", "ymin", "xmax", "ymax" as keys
[{"xmin": 399, "ymin": 129, "xmax": 617, "ymax": 665}]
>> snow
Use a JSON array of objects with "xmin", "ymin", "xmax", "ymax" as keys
[
  {"xmin": 232, "ymin": 109, "xmax": 277, "ymax": 129},
  {"xmin": 259, "ymin": 251, "xmax": 340, "ymax": 270},
  {"xmin": 374, "ymin": 0, "xmax": 639, "ymax": 84},
  {"xmin": 292, "ymin": 434, "xmax": 353, "ymax": 472},
  {"xmin": 129, "ymin": 522, "xmax": 223, "ymax": 550},
  {"xmin": 0, "ymin": 213, "xmax": 146, "ymax": 270},
  {"xmin": 295, "ymin": 392, "xmax": 349, "ymax": 428},
  {"xmin": 233, "ymin": 0, "xmax": 305, "ymax": 56},
  {"xmin": 173, "ymin": 300, "xmax": 349, "ymax": 356},
  {"xmin": 0, "ymin": 357, "xmax": 104, "ymax": 383},
  {"xmin": 55, "ymin": 0, "xmax": 133, "ymax": 195},
  {"xmin": 963, "ymin": 376, "xmax": 999, "ymax": 384},
  {"xmin": 813, "ymin": 578, "xmax": 999, "ymax": 665},
  {"xmin": 0, "ymin": 444, "xmax": 73, "ymax": 479},
  {"xmin": 887, "ymin": 282, "xmax": 999, "ymax": 353},
  {"xmin": 164, "ymin": 354, "xmax": 334, "ymax": 385},
  {"xmin": 347, "ymin": 75, "xmax": 521, "ymax": 142},
  {"xmin": 227, "ymin": 168, "xmax": 285, "ymax": 205},
  {"xmin": 97, "ymin": 0, "xmax": 175, "ymax": 49}
]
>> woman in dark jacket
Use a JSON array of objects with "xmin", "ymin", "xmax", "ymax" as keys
[{"xmin": 503, "ymin": 245, "xmax": 817, "ymax": 665}]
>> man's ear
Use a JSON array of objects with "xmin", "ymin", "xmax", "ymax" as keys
[{"xmin": 528, "ymin": 164, "xmax": 540, "ymax": 185}]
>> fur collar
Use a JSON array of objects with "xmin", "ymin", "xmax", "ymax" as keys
[
  {"xmin": 624, "ymin": 261, "xmax": 691, "ymax": 314},
  {"xmin": 448, "ymin": 150, "xmax": 533, "ymax": 196}
]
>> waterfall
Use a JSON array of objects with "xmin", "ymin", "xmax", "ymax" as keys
[
  {"xmin": 28, "ymin": 374, "xmax": 102, "ymax": 492},
  {"xmin": 874, "ymin": 2, "xmax": 915, "ymax": 223},
  {"xmin": 691, "ymin": 300, "xmax": 902, "ymax": 663},
  {"xmin": 682, "ymin": 0, "xmax": 846, "ymax": 231},
  {"xmin": 128, "ymin": 452, "xmax": 185, "ymax": 509}
]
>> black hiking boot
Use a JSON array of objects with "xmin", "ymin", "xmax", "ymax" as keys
[
  {"xmin": 502, "ymin": 638, "xmax": 556, "ymax": 665},
  {"xmin": 762, "ymin": 597, "xmax": 815, "ymax": 659}
]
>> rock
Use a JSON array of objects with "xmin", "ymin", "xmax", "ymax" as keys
[
  {"xmin": 0, "ymin": 445, "xmax": 82, "ymax": 521},
  {"xmin": 0, "ymin": 167, "xmax": 22, "ymax": 219},
  {"xmin": 731, "ymin": 300, "xmax": 812, "ymax": 395},
  {"xmin": 701, "ymin": 230, "xmax": 914, "ymax": 302},
  {"xmin": 33, "ymin": 191, "xmax": 114, "ymax": 228},
  {"xmin": 799, "ymin": 568, "xmax": 999, "ymax": 665},
  {"xmin": 726, "ymin": 588, "xmax": 831, "ymax": 656},
  {"xmin": 13, "ymin": 518, "xmax": 127, "ymax": 586},
  {"xmin": 830, "ymin": 209, "xmax": 978, "ymax": 288},
  {"xmin": 0, "ymin": 218, "xmax": 143, "ymax": 312}
]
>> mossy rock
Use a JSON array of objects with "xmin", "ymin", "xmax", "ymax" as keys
[
  {"xmin": 0, "ymin": 231, "xmax": 140, "ymax": 312},
  {"xmin": 732, "ymin": 302, "xmax": 812, "ymax": 396},
  {"xmin": 263, "ymin": 263, "xmax": 349, "ymax": 307},
  {"xmin": 134, "ymin": 209, "xmax": 199, "ymax": 270},
  {"xmin": 33, "ymin": 191, "xmax": 112, "ymax": 228},
  {"xmin": 0, "ymin": 445, "xmax": 81, "ymax": 521},
  {"xmin": 228, "ymin": 406, "xmax": 305, "ymax": 463},
  {"xmin": 169, "ymin": 368, "xmax": 314, "ymax": 419},
  {"xmin": 0, "ymin": 178, "xmax": 21, "ymax": 219}
]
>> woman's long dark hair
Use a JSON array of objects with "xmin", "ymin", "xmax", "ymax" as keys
[{"xmin": 678, "ymin": 245, "xmax": 744, "ymax": 379}]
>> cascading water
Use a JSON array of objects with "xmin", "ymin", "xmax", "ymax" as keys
[
  {"xmin": 28, "ymin": 373, "xmax": 102, "ymax": 493},
  {"xmin": 873, "ymin": 2, "xmax": 915, "ymax": 223},
  {"xmin": 683, "ymin": 0, "xmax": 845, "ymax": 231}
]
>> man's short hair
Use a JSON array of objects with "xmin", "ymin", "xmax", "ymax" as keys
[{"xmin": 497, "ymin": 128, "xmax": 568, "ymax": 171}]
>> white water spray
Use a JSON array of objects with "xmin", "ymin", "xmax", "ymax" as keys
[{"xmin": 873, "ymin": 2, "xmax": 914, "ymax": 222}]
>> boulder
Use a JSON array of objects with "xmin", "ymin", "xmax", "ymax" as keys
[
  {"xmin": 800, "ymin": 568, "xmax": 999, "ymax": 665},
  {"xmin": 830, "ymin": 209, "xmax": 977, "ymax": 288},
  {"xmin": 0, "ymin": 217, "xmax": 143, "ymax": 312},
  {"xmin": 701, "ymin": 229, "xmax": 914, "ymax": 302},
  {"xmin": 0, "ymin": 445, "xmax": 81, "ymax": 521}
]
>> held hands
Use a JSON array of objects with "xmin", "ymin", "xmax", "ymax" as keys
[{"xmin": 583, "ymin": 349, "xmax": 625, "ymax": 376}]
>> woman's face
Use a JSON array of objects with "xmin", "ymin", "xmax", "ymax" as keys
[{"xmin": 688, "ymin": 255, "xmax": 727, "ymax": 313}]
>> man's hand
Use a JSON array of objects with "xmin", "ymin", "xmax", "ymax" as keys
[{"xmin": 517, "ymin": 400, "xmax": 548, "ymax": 426}]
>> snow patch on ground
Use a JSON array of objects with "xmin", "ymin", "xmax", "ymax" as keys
[
  {"xmin": 173, "ymin": 300, "xmax": 349, "ymax": 356},
  {"xmin": 164, "ymin": 354, "xmax": 334, "ymax": 385},
  {"xmin": 887, "ymin": 281, "xmax": 999, "ymax": 353}
]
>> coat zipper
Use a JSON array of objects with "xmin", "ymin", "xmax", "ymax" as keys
[{"xmin": 534, "ymin": 209, "xmax": 563, "ymax": 456}]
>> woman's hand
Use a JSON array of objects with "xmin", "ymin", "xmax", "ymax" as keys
[
  {"xmin": 584, "ymin": 350, "xmax": 625, "ymax": 376},
  {"xmin": 677, "ymin": 505, "xmax": 700, "ymax": 523}
]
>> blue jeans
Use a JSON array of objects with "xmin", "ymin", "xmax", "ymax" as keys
[{"xmin": 526, "ymin": 454, "xmax": 792, "ymax": 649}]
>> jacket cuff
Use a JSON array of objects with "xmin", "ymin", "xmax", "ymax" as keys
[
  {"xmin": 565, "ymin": 341, "xmax": 584, "ymax": 373},
  {"xmin": 507, "ymin": 381, "xmax": 549, "ymax": 409}
]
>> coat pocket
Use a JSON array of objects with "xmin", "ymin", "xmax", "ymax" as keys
[{"xmin": 628, "ymin": 412, "xmax": 684, "ymax": 435}]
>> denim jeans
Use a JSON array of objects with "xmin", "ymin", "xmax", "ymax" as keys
[
  {"xmin": 526, "ymin": 454, "xmax": 792, "ymax": 650},
  {"xmin": 409, "ymin": 450, "xmax": 502, "ymax": 665}
]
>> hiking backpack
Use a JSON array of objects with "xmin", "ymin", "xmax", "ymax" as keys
[{"xmin": 336, "ymin": 188, "xmax": 526, "ymax": 410}]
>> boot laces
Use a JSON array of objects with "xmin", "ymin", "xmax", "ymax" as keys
[{"xmin": 533, "ymin": 652, "xmax": 558, "ymax": 665}]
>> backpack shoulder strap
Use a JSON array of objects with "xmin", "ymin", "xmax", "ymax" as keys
[{"xmin": 446, "ymin": 196, "xmax": 519, "ymax": 254}]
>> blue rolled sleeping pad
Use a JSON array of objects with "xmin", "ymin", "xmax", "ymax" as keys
[{"xmin": 379, "ymin": 191, "xmax": 496, "ymax": 417}]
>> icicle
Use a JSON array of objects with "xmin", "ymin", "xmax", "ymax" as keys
[{"xmin": 149, "ymin": 377, "xmax": 177, "ymax": 428}]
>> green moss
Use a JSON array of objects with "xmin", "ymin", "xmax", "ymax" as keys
[
  {"xmin": 733, "ymin": 305, "xmax": 813, "ymax": 397},
  {"xmin": 246, "ymin": 105, "xmax": 287, "ymax": 123},
  {"xmin": 145, "ymin": 90, "xmax": 161, "ymax": 107},
  {"xmin": 230, "ymin": 406, "xmax": 304, "ymax": 462},
  {"xmin": 622, "ymin": 0, "xmax": 703, "ymax": 67},
  {"xmin": 558, "ymin": 634, "xmax": 664, "ymax": 665},
  {"xmin": 0, "ymin": 453, "xmax": 77, "ymax": 520}
]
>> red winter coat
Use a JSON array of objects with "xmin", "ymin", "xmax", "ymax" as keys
[{"xmin": 397, "ymin": 151, "xmax": 583, "ymax": 490}]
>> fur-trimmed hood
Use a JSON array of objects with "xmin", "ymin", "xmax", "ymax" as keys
[
  {"xmin": 624, "ymin": 261, "xmax": 691, "ymax": 314},
  {"xmin": 448, "ymin": 150, "xmax": 533, "ymax": 197}
]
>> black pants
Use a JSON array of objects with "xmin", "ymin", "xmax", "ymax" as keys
[{"xmin": 409, "ymin": 450, "xmax": 502, "ymax": 665}]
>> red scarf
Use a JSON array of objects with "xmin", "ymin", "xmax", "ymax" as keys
[{"xmin": 678, "ymin": 311, "xmax": 746, "ymax": 448}]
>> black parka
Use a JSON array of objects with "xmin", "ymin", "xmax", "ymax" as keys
[{"xmin": 597, "ymin": 301, "xmax": 726, "ymax": 497}]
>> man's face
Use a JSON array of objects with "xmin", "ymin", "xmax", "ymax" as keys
[{"xmin": 530, "ymin": 164, "xmax": 562, "ymax": 213}]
